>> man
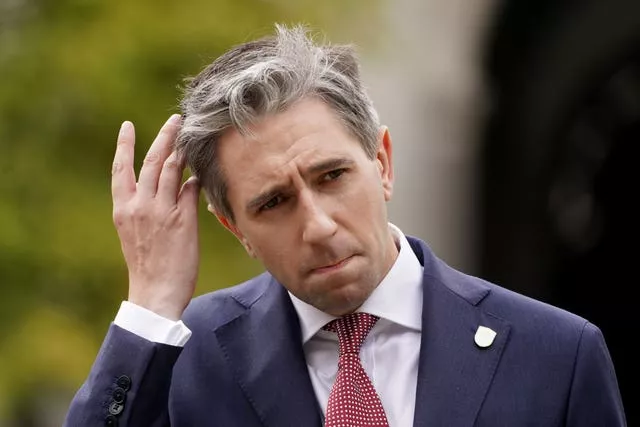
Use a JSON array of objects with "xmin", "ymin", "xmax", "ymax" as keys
[{"xmin": 64, "ymin": 24, "xmax": 626, "ymax": 426}]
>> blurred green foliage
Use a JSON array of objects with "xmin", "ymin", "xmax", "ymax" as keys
[{"xmin": 0, "ymin": 0, "xmax": 379, "ymax": 421}]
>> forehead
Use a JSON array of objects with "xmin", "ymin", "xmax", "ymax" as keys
[
  {"xmin": 218, "ymin": 98, "xmax": 365, "ymax": 198},
  {"xmin": 222, "ymin": 98, "xmax": 356, "ymax": 160}
]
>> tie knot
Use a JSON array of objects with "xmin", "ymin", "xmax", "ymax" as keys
[{"xmin": 323, "ymin": 313, "xmax": 379, "ymax": 355}]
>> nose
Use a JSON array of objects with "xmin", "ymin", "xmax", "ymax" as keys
[{"xmin": 300, "ymin": 191, "xmax": 338, "ymax": 244}]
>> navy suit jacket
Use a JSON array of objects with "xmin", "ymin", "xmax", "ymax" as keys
[{"xmin": 65, "ymin": 237, "xmax": 626, "ymax": 426}]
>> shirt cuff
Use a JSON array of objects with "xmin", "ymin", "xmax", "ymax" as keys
[{"xmin": 114, "ymin": 301, "xmax": 192, "ymax": 346}]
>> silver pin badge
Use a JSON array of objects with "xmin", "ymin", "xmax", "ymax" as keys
[{"xmin": 474, "ymin": 326, "xmax": 497, "ymax": 348}]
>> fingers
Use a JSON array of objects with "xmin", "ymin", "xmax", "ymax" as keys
[
  {"xmin": 112, "ymin": 121, "xmax": 137, "ymax": 204},
  {"xmin": 137, "ymin": 114, "xmax": 182, "ymax": 198},
  {"xmin": 157, "ymin": 151, "xmax": 186, "ymax": 203}
]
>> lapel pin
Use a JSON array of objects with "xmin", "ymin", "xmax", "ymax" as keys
[{"xmin": 474, "ymin": 325, "xmax": 497, "ymax": 348}]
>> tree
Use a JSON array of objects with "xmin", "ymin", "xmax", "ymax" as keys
[{"xmin": 0, "ymin": 0, "xmax": 377, "ymax": 422}]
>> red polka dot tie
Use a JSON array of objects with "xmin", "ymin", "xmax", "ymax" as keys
[{"xmin": 323, "ymin": 313, "xmax": 390, "ymax": 427}]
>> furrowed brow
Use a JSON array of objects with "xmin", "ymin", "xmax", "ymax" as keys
[{"xmin": 245, "ymin": 158, "xmax": 355, "ymax": 213}]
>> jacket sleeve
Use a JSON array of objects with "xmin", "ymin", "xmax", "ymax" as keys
[
  {"xmin": 63, "ymin": 323, "xmax": 182, "ymax": 427},
  {"xmin": 565, "ymin": 322, "xmax": 627, "ymax": 426}
]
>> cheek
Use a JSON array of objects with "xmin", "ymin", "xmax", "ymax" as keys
[
  {"xmin": 343, "ymin": 178, "xmax": 390, "ymax": 248},
  {"xmin": 252, "ymin": 234, "xmax": 298, "ymax": 275},
  {"xmin": 346, "ymin": 175, "xmax": 387, "ymax": 218}
]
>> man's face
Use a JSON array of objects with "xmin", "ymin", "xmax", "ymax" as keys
[{"xmin": 215, "ymin": 98, "xmax": 397, "ymax": 316}]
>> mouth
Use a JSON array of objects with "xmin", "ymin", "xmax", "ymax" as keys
[{"xmin": 310, "ymin": 255, "xmax": 355, "ymax": 275}]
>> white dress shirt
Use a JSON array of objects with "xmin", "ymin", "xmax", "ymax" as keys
[
  {"xmin": 114, "ymin": 223, "xmax": 424, "ymax": 426},
  {"xmin": 289, "ymin": 224, "xmax": 424, "ymax": 426}
]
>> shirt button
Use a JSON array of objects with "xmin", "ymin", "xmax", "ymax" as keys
[{"xmin": 105, "ymin": 415, "xmax": 118, "ymax": 426}]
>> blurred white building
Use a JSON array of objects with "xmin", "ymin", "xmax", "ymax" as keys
[{"xmin": 359, "ymin": 0, "xmax": 498, "ymax": 274}]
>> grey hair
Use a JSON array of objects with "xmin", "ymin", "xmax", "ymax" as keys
[{"xmin": 176, "ymin": 23, "xmax": 380, "ymax": 222}]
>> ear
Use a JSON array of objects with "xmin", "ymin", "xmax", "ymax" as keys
[
  {"xmin": 210, "ymin": 204, "xmax": 257, "ymax": 258},
  {"xmin": 376, "ymin": 126, "xmax": 394, "ymax": 202}
]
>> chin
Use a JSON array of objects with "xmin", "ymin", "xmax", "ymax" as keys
[{"xmin": 312, "ymin": 281, "xmax": 372, "ymax": 315}]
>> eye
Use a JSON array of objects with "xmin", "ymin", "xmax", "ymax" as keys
[
  {"xmin": 321, "ymin": 168, "xmax": 346, "ymax": 182},
  {"xmin": 260, "ymin": 195, "xmax": 284, "ymax": 212}
]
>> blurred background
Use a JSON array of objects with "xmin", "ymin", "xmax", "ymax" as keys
[{"xmin": 0, "ymin": 0, "xmax": 637, "ymax": 425}]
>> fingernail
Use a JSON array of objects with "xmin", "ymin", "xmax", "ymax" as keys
[
  {"xmin": 169, "ymin": 114, "xmax": 182, "ymax": 124},
  {"xmin": 119, "ymin": 121, "xmax": 132, "ymax": 135}
]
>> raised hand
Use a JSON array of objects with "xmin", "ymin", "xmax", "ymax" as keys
[{"xmin": 111, "ymin": 114, "xmax": 201, "ymax": 321}]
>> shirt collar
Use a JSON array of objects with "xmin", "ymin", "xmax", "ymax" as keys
[{"xmin": 288, "ymin": 223, "xmax": 424, "ymax": 344}]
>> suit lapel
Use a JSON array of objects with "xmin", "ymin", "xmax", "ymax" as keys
[
  {"xmin": 409, "ymin": 238, "xmax": 511, "ymax": 427},
  {"xmin": 215, "ymin": 278, "xmax": 322, "ymax": 427},
  {"xmin": 214, "ymin": 238, "xmax": 509, "ymax": 427}
]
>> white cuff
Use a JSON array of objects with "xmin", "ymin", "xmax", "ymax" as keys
[{"xmin": 114, "ymin": 301, "xmax": 192, "ymax": 346}]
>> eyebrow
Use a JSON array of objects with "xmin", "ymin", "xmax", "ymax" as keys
[
  {"xmin": 246, "ymin": 185, "xmax": 289, "ymax": 212},
  {"xmin": 307, "ymin": 157, "xmax": 355, "ymax": 175},
  {"xmin": 245, "ymin": 157, "xmax": 355, "ymax": 212}
]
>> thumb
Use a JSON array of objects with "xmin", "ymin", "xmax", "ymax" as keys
[{"xmin": 178, "ymin": 176, "xmax": 201, "ymax": 208}]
